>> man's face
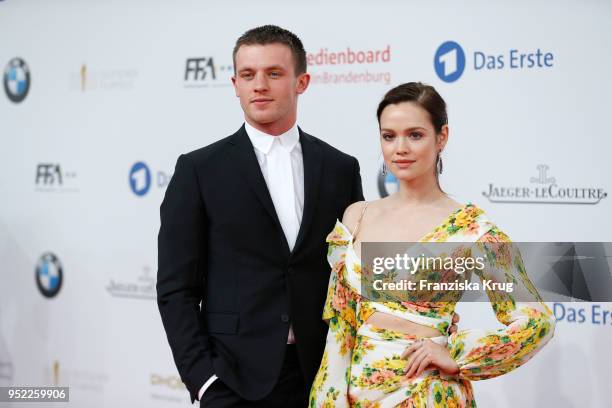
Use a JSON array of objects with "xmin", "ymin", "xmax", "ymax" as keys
[{"xmin": 232, "ymin": 43, "xmax": 309, "ymax": 135}]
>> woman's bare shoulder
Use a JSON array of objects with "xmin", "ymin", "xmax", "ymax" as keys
[{"xmin": 341, "ymin": 201, "xmax": 367, "ymax": 233}]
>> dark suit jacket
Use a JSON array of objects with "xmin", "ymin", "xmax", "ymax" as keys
[{"xmin": 157, "ymin": 125, "xmax": 363, "ymax": 402}]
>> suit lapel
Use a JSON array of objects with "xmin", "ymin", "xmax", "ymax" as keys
[
  {"xmin": 292, "ymin": 129, "xmax": 322, "ymax": 255},
  {"xmin": 228, "ymin": 126, "xmax": 290, "ymax": 255}
]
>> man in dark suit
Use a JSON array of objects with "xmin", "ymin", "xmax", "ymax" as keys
[{"xmin": 156, "ymin": 25, "xmax": 363, "ymax": 407}]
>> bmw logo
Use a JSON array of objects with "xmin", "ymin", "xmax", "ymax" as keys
[
  {"xmin": 4, "ymin": 58, "xmax": 31, "ymax": 103},
  {"xmin": 35, "ymin": 252, "xmax": 63, "ymax": 298},
  {"xmin": 377, "ymin": 166, "xmax": 399, "ymax": 197}
]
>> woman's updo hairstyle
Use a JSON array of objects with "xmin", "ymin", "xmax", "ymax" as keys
[{"xmin": 376, "ymin": 82, "xmax": 447, "ymax": 134}]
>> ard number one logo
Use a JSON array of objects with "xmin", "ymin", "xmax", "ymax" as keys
[
  {"xmin": 434, "ymin": 41, "xmax": 466, "ymax": 83},
  {"xmin": 129, "ymin": 162, "xmax": 151, "ymax": 196}
]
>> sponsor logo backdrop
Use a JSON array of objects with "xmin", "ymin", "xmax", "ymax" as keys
[{"xmin": 1, "ymin": 0, "xmax": 611, "ymax": 406}]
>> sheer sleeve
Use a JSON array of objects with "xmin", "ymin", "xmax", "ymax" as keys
[{"xmin": 447, "ymin": 226, "xmax": 555, "ymax": 380}]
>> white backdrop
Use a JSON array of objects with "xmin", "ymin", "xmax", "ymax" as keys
[{"xmin": 1, "ymin": 0, "xmax": 611, "ymax": 406}]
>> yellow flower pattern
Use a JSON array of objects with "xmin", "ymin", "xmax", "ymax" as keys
[{"xmin": 310, "ymin": 203, "xmax": 555, "ymax": 407}]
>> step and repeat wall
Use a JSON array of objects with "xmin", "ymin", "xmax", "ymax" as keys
[{"xmin": 1, "ymin": 0, "xmax": 611, "ymax": 406}]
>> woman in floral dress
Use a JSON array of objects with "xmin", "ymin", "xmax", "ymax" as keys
[{"xmin": 309, "ymin": 82, "xmax": 555, "ymax": 407}]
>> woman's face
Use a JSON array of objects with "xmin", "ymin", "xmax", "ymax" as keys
[{"xmin": 379, "ymin": 102, "xmax": 448, "ymax": 182}]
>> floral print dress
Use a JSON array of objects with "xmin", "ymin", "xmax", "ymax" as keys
[{"xmin": 309, "ymin": 203, "xmax": 555, "ymax": 408}]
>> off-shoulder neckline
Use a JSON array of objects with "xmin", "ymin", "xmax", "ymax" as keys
[{"xmin": 333, "ymin": 202, "xmax": 475, "ymax": 258}]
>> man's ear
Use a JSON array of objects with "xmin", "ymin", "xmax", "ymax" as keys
[
  {"xmin": 296, "ymin": 72, "xmax": 310, "ymax": 95},
  {"xmin": 231, "ymin": 75, "xmax": 239, "ymax": 97}
]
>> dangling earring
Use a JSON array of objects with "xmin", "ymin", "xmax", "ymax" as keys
[
  {"xmin": 437, "ymin": 152, "xmax": 443, "ymax": 174},
  {"xmin": 382, "ymin": 162, "xmax": 387, "ymax": 176}
]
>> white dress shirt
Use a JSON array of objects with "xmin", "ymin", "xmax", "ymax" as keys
[{"xmin": 198, "ymin": 121, "xmax": 304, "ymax": 401}]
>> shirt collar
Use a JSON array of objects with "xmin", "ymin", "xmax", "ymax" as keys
[{"xmin": 244, "ymin": 121, "xmax": 300, "ymax": 155}]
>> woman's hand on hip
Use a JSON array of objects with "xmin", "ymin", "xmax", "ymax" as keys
[{"xmin": 401, "ymin": 338, "xmax": 459, "ymax": 379}]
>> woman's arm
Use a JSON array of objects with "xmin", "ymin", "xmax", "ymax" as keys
[
  {"xmin": 447, "ymin": 227, "xmax": 556, "ymax": 380},
  {"xmin": 310, "ymin": 223, "xmax": 358, "ymax": 407}
]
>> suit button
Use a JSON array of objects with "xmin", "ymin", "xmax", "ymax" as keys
[{"xmin": 281, "ymin": 314, "xmax": 290, "ymax": 323}]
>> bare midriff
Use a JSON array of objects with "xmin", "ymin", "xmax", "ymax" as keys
[{"xmin": 366, "ymin": 311, "xmax": 442, "ymax": 338}]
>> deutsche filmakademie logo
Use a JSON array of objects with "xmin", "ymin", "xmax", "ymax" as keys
[
  {"xmin": 69, "ymin": 64, "xmax": 138, "ymax": 92},
  {"xmin": 377, "ymin": 165, "xmax": 399, "ymax": 198},
  {"xmin": 3, "ymin": 58, "xmax": 31, "ymax": 103},
  {"xmin": 129, "ymin": 161, "xmax": 151, "ymax": 196},
  {"xmin": 36, "ymin": 252, "xmax": 63, "ymax": 298},
  {"xmin": 434, "ymin": 41, "xmax": 466, "ymax": 83}
]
